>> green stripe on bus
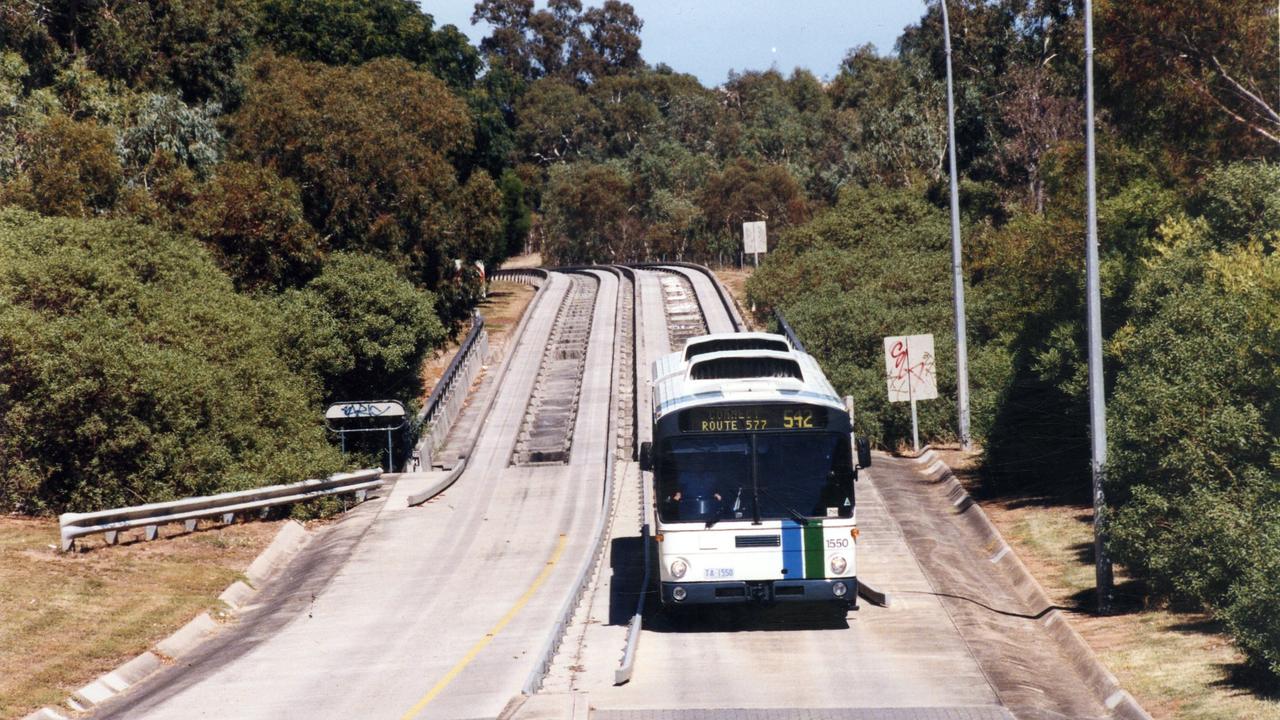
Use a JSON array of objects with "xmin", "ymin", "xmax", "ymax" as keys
[{"xmin": 802, "ymin": 522, "xmax": 825, "ymax": 579}]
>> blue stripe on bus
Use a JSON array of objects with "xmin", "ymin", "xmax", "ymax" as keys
[{"xmin": 781, "ymin": 520, "xmax": 804, "ymax": 579}]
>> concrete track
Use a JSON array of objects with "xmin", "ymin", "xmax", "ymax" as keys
[
  {"xmin": 93, "ymin": 271, "xmax": 619, "ymax": 720},
  {"xmin": 558, "ymin": 269, "xmax": 1009, "ymax": 719},
  {"xmin": 90, "ymin": 263, "xmax": 1126, "ymax": 720}
]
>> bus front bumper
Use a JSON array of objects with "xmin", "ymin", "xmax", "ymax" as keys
[{"xmin": 661, "ymin": 577, "xmax": 857, "ymax": 606}]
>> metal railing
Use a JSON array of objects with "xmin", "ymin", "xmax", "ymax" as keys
[
  {"xmin": 411, "ymin": 315, "xmax": 488, "ymax": 469},
  {"xmin": 773, "ymin": 307, "xmax": 807, "ymax": 353},
  {"xmin": 58, "ymin": 469, "xmax": 383, "ymax": 551}
]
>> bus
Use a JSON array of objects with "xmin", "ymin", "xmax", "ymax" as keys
[{"xmin": 640, "ymin": 333, "xmax": 872, "ymax": 609}]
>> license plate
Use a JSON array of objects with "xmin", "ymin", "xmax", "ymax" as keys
[{"xmin": 703, "ymin": 567, "xmax": 734, "ymax": 579}]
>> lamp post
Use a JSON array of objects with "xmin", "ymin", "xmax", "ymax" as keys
[
  {"xmin": 940, "ymin": 0, "xmax": 972, "ymax": 450},
  {"xmin": 1083, "ymin": 0, "xmax": 1114, "ymax": 615}
]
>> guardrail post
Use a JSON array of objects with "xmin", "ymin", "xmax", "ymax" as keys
[
  {"xmin": 145, "ymin": 525, "xmax": 158, "ymax": 541},
  {"xmin": 185, "ymin": 519, "xmax": 198, "ymax": 533},
  {"xmin": 222, "ymin": 513, "xmax": 235, "ymax": 525}
]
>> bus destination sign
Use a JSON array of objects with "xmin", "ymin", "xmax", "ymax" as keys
[{"xmin": 680, "ymin": 404, "xmax": 828, "ymax": 433}]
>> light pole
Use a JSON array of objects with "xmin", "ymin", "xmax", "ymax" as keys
[
  {"xmin": 940, "ymin": 0, "xmax": 972, "ymax": 450},
  {"xmin": 1083, "ymin": 0, "xmax": 1114, "ymax": 614}
]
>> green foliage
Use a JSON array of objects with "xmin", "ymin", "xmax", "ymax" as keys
[
  {"xmin": 0, "ymin": 209, "xmax": 343, "ymax": 514},
  {"xmin": 1, "ymin": 113, "xmax": 122, "ymax": 217},
  {"xmin": 120, "ymin": 93, "xmax": 223, "ymax": 178},
  {"xmin": 184, "ymin": 162, "xmax": 325, "ymax": 292},
  {"xmin": 746, "ymin": 185, "xmax": 976, "ymax": 447},
  {"xmin": 499, "ymin": 168, "xmax": 533, "ymax": 256},
  {"xmin": 255, "ymin": 0, "xmax": 481, "ymax": 89},
  {"xmin": 1191, "ymin": 161, "xmax": 1280, "ymax": 248},
  {"xmin": 230, "ymin": 53, "xmax": 500, "ymax": 318},
  {"xmin": 1108, "ymin": 220, "xmax": 1280, "ymax": 676},
  {"xmin": 277, "ymin": 252, "xmax": 445, "ymax": 405},
  {"xmin": 0, "ymin": 0, "xmax": 257, "ymax": 104}
]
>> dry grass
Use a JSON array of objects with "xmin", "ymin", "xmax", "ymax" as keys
[
  {"xmin": 936, "ymin": 446, "xmax": 1280, "ymax": 720},
  {"xmin": 712, "ymin": 267, "xmax": 759, "ymax": 330},
  {"xmin": 0, "ymin": 516, "xmax": 283, "ymax": 718}
]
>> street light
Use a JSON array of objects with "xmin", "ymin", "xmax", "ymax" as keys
[
  {"xmin": 940, "ymin": 0, "xmax": 972, "ymax": 451},
  {"xmin": 1084, "ymin": 0, "xmax": 1115, "ymax": 614}
]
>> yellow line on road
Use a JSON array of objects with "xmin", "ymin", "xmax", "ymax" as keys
[{"xmin": 400, "ymin": 534, "xmax": 569, "ymax": 720}]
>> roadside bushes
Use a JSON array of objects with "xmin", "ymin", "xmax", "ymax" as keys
[
  {"xmin": 746, "ymin": 184, "xmax": 1010, "ymax": 447},
  {"xmin": 0, "ymin": 210, "xmax": 343, "ymax": 513},
  {"xmin": 1108, "ymin": 218, "xmax": 1280, "ymax": 676},
  {"xmin": 277, "ymin": 252, "xmax": 445, "ymax": 406}
]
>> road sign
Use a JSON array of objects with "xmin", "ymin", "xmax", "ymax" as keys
[
  {"xmin": 883, "ymin": 334, "xmax": 937, "ymax": 452},
  {"xmin": 325, "ymin": 401, "xmax": 406, "ymax": 423},
  {"xmin": 883, "ymin": 334, "xmax": 937, "ymax": 402},
  {"xmin": 743, "ymin": 221, "xmax": 767, "ymax": 255},
  {"xmin": 325, "ymin": 400, "xmax": 407, "ymax": 471}
]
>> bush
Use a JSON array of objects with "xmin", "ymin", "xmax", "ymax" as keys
[
  {"xmin": 278, "ymin": 252, "xmax": 445, "ymax": 405},
  {"xmin": 0, "ymin": 210, "xmax": 343, "ymax": 513},
  {"xmin": 745, "ymin": 184, "xmax": 1007, "ymax": 448},
  {"xmin": 1108, "ymin": 218, "xmax": 1280, "ymax": 677}
]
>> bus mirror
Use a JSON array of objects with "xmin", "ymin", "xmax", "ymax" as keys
[
  {"xmin": 639, "ymin": 441, "xmax": 653, "ymax": 472},
  {"xmin": 856, "ymin": 437, "xmax": 872, "ymax": 469}
]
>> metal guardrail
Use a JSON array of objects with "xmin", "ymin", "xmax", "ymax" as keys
[
  {"xmin": 58, "ymin": 469, "xmax": 383, "ymax": 551},
  {"xmin": 411, "ymin": 315, "xmax": 488, "ymax": 469},
  {"xmin": 773, "ymin": 307, "xmax": 807, "ymax": 354},
  {"xmin": 491, "ymin": 268, "xmax": 550, "ymax": 286}
]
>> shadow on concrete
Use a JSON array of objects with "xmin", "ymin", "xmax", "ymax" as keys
[
  {"xmin": 607, "ymin": 535, "xmax": 647, "ymax": 626},
  {"xmin": 641, "ymin": 601, "xmax": 850, "ymax": 633}
]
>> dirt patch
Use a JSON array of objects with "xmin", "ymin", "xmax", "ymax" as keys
[
  {"xmin": 712, "ymin": 267, "xmax": 758, "ymax": 330},
  {"xmin": 500, "ymin": 252, "xmax": 542, "ymax": 269},
  {"xmin": 933, "ymin": 445, "xmax": 1280, "ymax": 720},
  {"xmin": 0, "ymin": 516, "xmax": 284, "ymax": 718}
]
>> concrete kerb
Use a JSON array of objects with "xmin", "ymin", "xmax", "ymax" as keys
[
  {"xmin": 908, "ymin": 452, "xmax": 1152, "ymax": 720},
  {"xmin": 53, "ymin": 519, "xmax": 314, "ymax": 715}
]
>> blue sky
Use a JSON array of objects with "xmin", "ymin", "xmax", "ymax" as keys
[{"xmin": 420, "ymin": 1, "xmax": 930, "ymax": 87}]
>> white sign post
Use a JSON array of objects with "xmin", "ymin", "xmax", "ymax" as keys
[
  {"xmin": 742, "ymin": 221, "xmax": 767, "ymax": 267},
  {"xmin": 883, "ymin": 334, "xmax": 938, "ymax": 452}
]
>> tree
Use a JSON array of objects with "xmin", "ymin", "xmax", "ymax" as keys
[
  {"xmin": 0, "ymin": 0, "xmax": 257, "ymax": 104},
  {"xmin": 0, "ymin": 209, "xmax": 343, "ymax": 513},
  {"xmin": 1, "ymin": 112, "xmax": 122, "ymax": 217},
  {"xmin": 277, "ymin": 252, "xmax": 445, "ymax": 405},
  {"xmin": 699, "ymin": 157, "xmax": 809, "ymax": 246},
  {"xmin": 515, "ymin": 76, "xmax": 603, "ymax": 163},
  {"xmin": 542, "ymin": 161, "xmax": 637, "ymax": 263},
  {"xmin": 256, "ymin": 0, "xmax": 482, "ymax": 89},
  {"xmin": 184, "ymin": 162, "xmax": 325, "ymax": 292},
  {"xmin": 1100, "ymin": 0, "xmax": 1280, "ymax": 161},
  {"xmin": 230, "ymin": 53, "xmax": 500, "ymax": 312},
  {"xmin": 499, "ymin": 168, "xmax": 532, "ymax": 256}
]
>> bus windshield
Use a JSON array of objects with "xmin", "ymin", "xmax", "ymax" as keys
[{"xmin": 656, "ymin": 433, "xmax": 853, "ymax": 523}]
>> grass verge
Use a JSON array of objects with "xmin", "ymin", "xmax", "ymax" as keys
[
  {"xmin": 0, "ymin": 517, "xmax": 284, "ymax": 718},
  {"xmin": 938, "ymin": 446, "xmax": 1280, "ymax": 720}
]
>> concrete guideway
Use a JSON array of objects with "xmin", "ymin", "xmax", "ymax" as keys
[
  {"xmin": 522, "ymin": 264, "xmax": 1088, "ymax": 720},
  {"xmin": 655, "ymin": 265, "xmax": 736, "ymax": 334},
  {"xmin": 90, "ymin": 271, "xmax": 620, "ymax": 720}
]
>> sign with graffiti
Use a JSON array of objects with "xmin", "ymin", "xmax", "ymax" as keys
[
  {"xmin": 883, "ymin": 334, "xmax": 938, "ymax": 403},
  {"xmin": 325, "ymin": 401, "xmax": 406, "ymax": 421}
]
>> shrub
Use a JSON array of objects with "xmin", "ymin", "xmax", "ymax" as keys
[{"xmin": 0, "ymin": 210, "xmax": 343, "ymax": 513}]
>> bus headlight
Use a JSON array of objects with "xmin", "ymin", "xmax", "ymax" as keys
[
  {"xmin": 829, "ymin": 555, "xmax": 848, "ymax": 575},
  {"xmin": 670, "ymin": 558, "xmax": 688, "ymax": 579}
]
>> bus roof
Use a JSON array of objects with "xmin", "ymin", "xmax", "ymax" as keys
[{"xmin": 651, "ymin": 336, "xmax": 843, "ymax": 421}]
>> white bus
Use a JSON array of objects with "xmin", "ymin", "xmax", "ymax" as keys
[{"xmin": 640, "ymin": 333, "xmax": 872, "ymax": 609}]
